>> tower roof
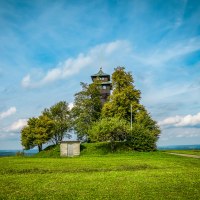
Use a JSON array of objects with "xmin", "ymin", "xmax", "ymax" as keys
[{"xmin": 91, "ymin": 67, "xmax": 110, "ymax": 80}]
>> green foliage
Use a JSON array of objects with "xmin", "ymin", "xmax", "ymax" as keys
[
  {"xmin": 21, "ymin": 115, "xmax": 54, "ymax": 151},
  {"xmin": 21, "ymin": 101, "xmax": 71, "ymax": 152},
  {"xmin": 20, "ymin": 67, "xmax": 160, "ymax": 153},
  {"xmin": 88, "ymin": 115, "xmax": 159, "ymax": 152},
  {"xmin": 102, "ymin": 67, "xmax": 141, "ymax": 121},
  {"xmin": 127, "ymin": 123, "xmax": 158, "ymax": 151},
  {"xmin": 21, "ymin": 126, "xmax": 35, "ymax": 150},
  {"xmin": 89, "ymin": 117, "xmax": 130, "ymax": 151},
  {"xmin": 71, "ymin": 81, "xmax": 102, "ymax": 140},
  {"xmin": 43, "ymin": 101, "xmax": 71, "ymax": 144},
  {"xmin": 100, "ymin": 67, "xmax": 160, "ymax": 151},
  {"xmin": 134, "ymin": 107, "xmax": 160, "ymax": 137},
  {"xmin": 15, "ymin": 151, "xmax": 25, "ymax": 157}
]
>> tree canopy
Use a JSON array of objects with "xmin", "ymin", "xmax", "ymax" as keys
[
  {"xmin": 98, "ymin": 67, "xmax": 160, "ymax": 151},
  {"xmin": 21, "ymin": 115, "xmax": 54, "ymax": 151},
  {"xmin": 71, "ymin": 81, "xmax": 102, "ymax": 140},
  {"xmin": 88, "ymin": 117, "xmax": 130, "ymax": 151},
  {"xmin": 102, "ymin": 67, "xmax": 141, "ymax": 121},
  {"xmin": 21, "ymin": 101, "xmax": 71, "ymax": 151},
  {"xmin": 42, "ymin": 101, "xmax": 71, "ymax": 144}
]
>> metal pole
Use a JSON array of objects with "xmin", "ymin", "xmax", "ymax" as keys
[{"xmin": 131, "ymin": 104, "xmax": 132, "ymax": 130}]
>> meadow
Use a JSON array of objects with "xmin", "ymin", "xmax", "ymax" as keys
[{"xmin": 0, "ymin": 148, "xmax": 200, "ymax": 200}]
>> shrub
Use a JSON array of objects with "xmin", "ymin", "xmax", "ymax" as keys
[
  {"xmin": 88, "ymin": 117, "xmax": 130, "ymax": 151},
  {"xmin": 16, "ymin": 151, "xmax": 25, "ymax": 157},
  {"xmin": 126, "ymin": 123, "xmax": 158, "ymax": 151}
]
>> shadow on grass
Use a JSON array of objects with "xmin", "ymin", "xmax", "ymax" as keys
[{"xmin": 1, "ymin": 164, "xmax": 157, "ymax": 175}]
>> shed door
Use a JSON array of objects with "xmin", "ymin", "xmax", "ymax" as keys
[{"xmin": 67, "ymin": 144, "xmax": 73, "ymax": 156}]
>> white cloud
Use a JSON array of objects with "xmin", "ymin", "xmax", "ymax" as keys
[
  {"xmin": 5, "ymin": 119, "xmax": 27, "ymax": 132},
  {"xmin": 0, "ymin": 107, "xmax": 16, "ymax": 120},
  {"xmin": 158, "ymin": 127, "xmax": 200, "ymax": 146},
  {"xmin": 159, "ymin": 112, "xmax": 200, "ymax": 127},
  {"xmin": 21, "ymin": 40, "xmax": 130, "ymax": 88}
]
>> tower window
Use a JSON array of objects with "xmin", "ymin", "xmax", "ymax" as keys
[{"xmin": 102, "ymin": 85, "xmax": 107, "ymax": 89}]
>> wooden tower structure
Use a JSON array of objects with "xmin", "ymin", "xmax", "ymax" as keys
[{"xmin": 91, "ymin": 67, "xmax": 112, "ymax": 104}]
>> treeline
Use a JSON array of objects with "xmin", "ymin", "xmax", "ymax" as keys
[{"xmin": 21, "ymin": 67, "xmax": 160, "ymax": 152}]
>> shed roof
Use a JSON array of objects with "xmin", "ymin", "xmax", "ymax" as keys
[{"xmin": 60, "ymin": 141, "xmax": 80, "ymax": 144}]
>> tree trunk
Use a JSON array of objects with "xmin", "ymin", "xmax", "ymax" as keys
[
  {"xmin": 38, "ymin": 144, "xmax": 42, "ymax": 152},
  {"xmin": 110, "ymin": 140, "xmax": 115, "ymax": 152}
]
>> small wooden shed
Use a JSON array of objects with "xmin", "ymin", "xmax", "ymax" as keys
[{"xmin": 60, "ymin": 141, "xmax": 80, "ymax": 157}]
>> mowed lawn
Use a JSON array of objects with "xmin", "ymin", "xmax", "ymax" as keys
[{"xmin": 0, "ymin": 152, "xmax": 200, "ymax": 200}]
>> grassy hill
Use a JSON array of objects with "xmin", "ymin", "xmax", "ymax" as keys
[
  {"xmin": 1, "ymin": 149, "xmax": 200, "ymax": 199},
  {"xmin": 35, "ymin": 142, "xmax": 200, "ymax": 158},
  {"xmin": 34, "ymin": 144, "xmax": 60, "ymax": 157},
  {"xmin": 34, "ymin": 142, "xmax": 140, "ymax": 158}
]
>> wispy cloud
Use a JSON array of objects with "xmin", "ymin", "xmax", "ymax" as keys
[
  {"xmin": 21, "ymin": 40, "xmax": 131, "ymax": 88},
  {"xmin": 5, "ymin": 119, "xmax": 27, "ymax": 132},
  {"xmin": 134, "ymin": 36, "xmax": 200, "ymax": 67},
  {"xmin": 0, "ymin": 107, "xmax": 16, "ymax": 120},
  {"xmin": 21, "ymin": 36, "xmax": 200, "ymax": 89},
  {"xmin": 173, "ymin": 0, "xmax": 188, "ymax": 28},
  {"xmin": 159, "ymin": 112, "xmax": 200, "ymax": 127}
]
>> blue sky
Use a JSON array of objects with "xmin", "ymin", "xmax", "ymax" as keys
[{"xmin": 0, "ymin": 0, "xmax": 200, "ymax": 149}]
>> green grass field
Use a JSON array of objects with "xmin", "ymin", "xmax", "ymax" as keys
[{"xmin": 0, "ymin": 149, "xmax": 200, "ymax": 200}]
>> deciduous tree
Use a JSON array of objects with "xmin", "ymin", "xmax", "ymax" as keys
[
  {"xmin": 42, "ymin": 101, "xmax": 71, "ymax": 144},
  {"xmin": 101, "ymin": 67, "xmax": 160, "ymax": 151},
  {"xmin": 134, "ymin": 106, "xmax": 160, "ymax": 138},
  {"xmin": 127, "ymin": 123, "xmax": 158, "ymax": 151},
  {"xmin": 21, "ymin": 115, "xmax": 54, "ymax": 152},
  {"xmin": 71, "ymin": 81, "xmax": 102, "ymax": 140},
  {"xmin": 102, "ymin": 67, "xmax": 141, "ymax": 121}
]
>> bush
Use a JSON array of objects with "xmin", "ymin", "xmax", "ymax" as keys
[
  {"xmin": 16, "ymin": 151, "xmax": 25, "ymax": 157},
  {"xmin": 126, "ymin": 123, "xmax": 158, "ymax": 151},
  {"xmin": 88, "ymin": 117, "xmax": 130, "ymax": 151}
]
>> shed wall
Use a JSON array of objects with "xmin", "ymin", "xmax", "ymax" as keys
[
  {"xmin": 60, "ymin": 143, "xmax": 68, "ymax": 157},
  {"xmin": 60, "ymin": 142, "xmax": 80, "ymax": 157},
  {"xmin": 73, "ymin": 143, "xmax": 80, "ymax": 156}
]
